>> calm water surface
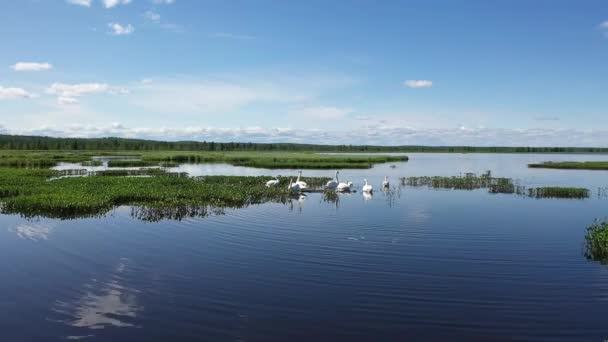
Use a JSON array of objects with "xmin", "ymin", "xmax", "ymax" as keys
[{"xmin": 4, "ymin": 153, "xmax": 608, "ymax": 341}]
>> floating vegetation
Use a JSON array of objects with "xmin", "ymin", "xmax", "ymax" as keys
[
  {"xmin": 584, "ymin": 220, "xmax": 608, "ymax": 264},
  {"xmin": 0, "ymin": 168, "xmax": 330, "ymax": 219},
  {"xmin": 528, "ymin": 187, "xmax": 589, "ymax": 199},
  {"xmin": 529, "ymin": 161, "xmax": 608, "ymax": 170}
]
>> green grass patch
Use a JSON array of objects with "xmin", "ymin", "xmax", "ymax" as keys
[
  {"xmin": 529, "ymin": 161, "xmax": 608, "ymax": 170},
  {"xmin": 584, "ymin": 220, "xmax": 608, "ymax": 264},
  {"xmin": 0, "ymin": 168, "xmax": 329, "ymax": 219}
]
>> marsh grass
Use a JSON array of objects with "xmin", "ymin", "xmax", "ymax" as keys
[
  {"xmin": 141, "ymin": 151, "xmax": 408, "ymax": 169},
  {"xmin": 81, "ymin": 160, "xmax": 103, "ymax": 167},
  {"xmin": 584, "ymin": 220, "xmax": 608, "ymax": 264},
  {"xmin": 107, "ymin": 160, "xmax": 157, "ymax": 167},
  {"xmin": 529, "ymin": 161, "xmax": 608, "ymax": 170},
  {"xmin": 402, "ymin": 173, "xmax": 591, "ymax": 199},
  {"xmin": 0, "ymin": 150, "xmax": 407, "ymax": 169},
  {"xmin": 528, "ymin": 187, "xmax": 589, "ymax": 199},
  {"xmin": 0, "ymin": 168, "xmax": 329, "ymax": 219}
]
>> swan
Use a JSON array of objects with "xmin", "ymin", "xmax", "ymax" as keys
[
  {"xmin": 266, "ymin": 176, "xmax": 280, "ymax": 187},
  {"xmin": 336, "ymin": 177, "xmax": 351, "ymax": 192},
  {"xmin": 288, "ymin": 178, "xmax": 301, "ymax": 193},
  {"xmin": 295, "ymin": 170, "xmax": 307, "ymax": 189},
  {"xmin": 382, "ymin": 176, "xmax": 389, "ymax": 188},
  {"xmin": 326, "ymin": 171, "xmax": 339, "ymax": 190},
  {"xmin": 362, "ymin": 179, "xmax": 373, "ymax": 193}
]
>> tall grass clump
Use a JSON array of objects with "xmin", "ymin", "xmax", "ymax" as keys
[{"xmin": 584, "ymin": 220, "xmax": 608, "ymax": 264}]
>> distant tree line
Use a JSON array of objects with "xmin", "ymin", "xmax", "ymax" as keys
[{"xmin": 0, "ymin": 134, "xmax": 607, "ymax": 153}]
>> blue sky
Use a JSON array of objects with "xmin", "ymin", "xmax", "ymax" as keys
[{"xmin": 0, "ymin": 0, "xmax": 607, "ymax": 146}]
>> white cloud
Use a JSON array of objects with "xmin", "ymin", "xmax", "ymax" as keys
[
  {"xmin": 404, "ymin": 80, "xmax": 433, "ymax": 88},
  {"xmin": 144, "ymin": 11, "xmax": 161, "ymax": 22},
  {"xmin": 108, "ymin": 23, "xmax": 135, "ymax": 35},
  {"xmin": 0, "ymin": 86, "xmax": 32, "ymax": 100},
  {"xmin": 103, "ymin": 0, "xmax": 131, "ymax": 8},
  {"xmin": 66, "ymin": 0, "xmax": 92, "ymax": 6},
  {"xmin": 46, "ymin": 82, "xmax": 127, "ymax": 104},
  {"xmin": 153, "ymin": 0, "xmax": 175, "ymax": 4},
  {"xmin": 11, "ymin": 62, "xmax": 53, "ymax": 72}
]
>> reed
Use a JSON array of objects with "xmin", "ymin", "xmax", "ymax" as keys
[
  {"xmin": 528, "ymin": 187, "xmax": 590, "ymax": 199},
  {"xmin": 529, "ymin": 161, "xmax": 608, "ymax": 170},
  {"xmin": 107, "ymin": 160, "xmax": 158, "ymax": 167},
  {"xmin": 584, "ymin": 220, "xmax": 608, "ymax": 264}
]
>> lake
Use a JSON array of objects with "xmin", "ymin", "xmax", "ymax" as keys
[{"xmin": 3, "ymin": 153, "xmax": 608, "ymax": 341}]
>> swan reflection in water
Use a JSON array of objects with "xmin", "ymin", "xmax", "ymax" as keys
[
  {"xmin": 52, "ymin": 258, "xmax": 142, "ymax": 339},
  {"xmin": 363, "ymin": 192, "xmax": 373, "ymax": 201}
]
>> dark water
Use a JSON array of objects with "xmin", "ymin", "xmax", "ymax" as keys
[{"xmin": 4, "ymin": 153, "xmax": 608, "ymax": 341}]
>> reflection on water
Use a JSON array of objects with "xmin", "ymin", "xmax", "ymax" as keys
[
  {"xmin": 362, "ymin": 192, "xmax": 373, "ymax": 201},
  {"xmin": 52, "ymin": 258, "xmax": 142, "ymax": 335},
  {"xmin": 9, "ymin": 221, "xmax": 54, "ymax": 241}
]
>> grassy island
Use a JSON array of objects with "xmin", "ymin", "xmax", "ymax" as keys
[{"xmin": 529, "ymin": 161, "xmax": 608, "ymax": 170}]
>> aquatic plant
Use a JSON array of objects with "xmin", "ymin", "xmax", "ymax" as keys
[
  {"xmin": 0, "ymin": 168, "xmax": 330, "ymax": 219},
  {"xmin": 107, "ymin": 160, "xmax": 158, "ymax": 167},
  {"xmin": 584, "ymin": 220, "xmax": 608, "ymax": 264},
  {"xmin": 528, "ymin": 187, "xmax": 589, "ymax": 199},
  {"xmin": 402, "ymin": 174, "xmax": 515, "ymax": 192},
  {"xmin": 529, "ymin": 161, "xmax": 608, "ymax": 170}
]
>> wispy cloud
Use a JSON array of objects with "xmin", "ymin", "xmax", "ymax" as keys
[
  {"xmin": 66, "ymin": 0, "xmax": 92, "ymax": 7},
  {"xmin": 0, "ymin": 86, "xmax": 32, "ymax": 100},
  {"xmin": 103, "ymin": 0, "xmax": 131, "ymax": 8},
  {"xmin": 11, "ymin": 62, "xmax": 53, "ymax": 72},
  {"xmin": 601, "ymin": 21, "xmax": 608, "ymax": 36},
  {"xmin": 108, "ymin": 23, "xmax": 135, "ymax": 35},
  {"xmin": 208, "ymin": 32, "xmax": 256, "ymax": 40},
  {"xmin": 404, "ymin": 80, "xmax": 433, "ymax": 88},
  {"xmin": 46, "ymin": 82, "xmax": 128, "ymax": 105},
  {"xmin": 153, "ymin": 0, "xmax": 175, "ymax": 4},
  {"xmin": 144, "ymin": 11, "xmax": 161, "ymax": 22}
]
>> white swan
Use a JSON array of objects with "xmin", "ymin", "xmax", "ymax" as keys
[
  {"xmin": 266, "ymin": 176, "xmax": 280, "ymax": 187},
  {"xmin": 326, "ymin": 171, "xmax": 339, "ymax": 190},
  {"xmin": 295, "ymin": 170, "xmax": 307, "ymax": 189},
  {"xmin": 288, "ymin": 178, "xmax": 301, "ymax": 193},
  {"xmin": 362, "ymin": 179, "xmax": 373, "ymax": 193},
  {"xmin": 336, "ymin": 177, "xmax": 351, "ymax": 192},
  {"xmin": 382, "ymin": 176, "xmax": 389, "ymax": 188}
]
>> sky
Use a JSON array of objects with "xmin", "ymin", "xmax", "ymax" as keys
[{"xmin": 0, "ymin": 0, "xmax": 607, "ymax": 146}]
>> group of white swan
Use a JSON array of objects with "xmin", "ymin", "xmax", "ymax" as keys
[{"xmin": 266, "ymin": 170, "xmax": 390, "ymax": 194}]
